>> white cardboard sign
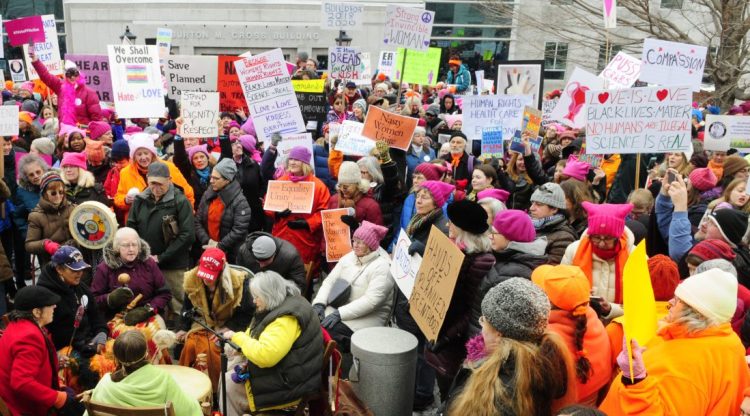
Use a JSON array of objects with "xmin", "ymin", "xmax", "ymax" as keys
[
  {"xmin": 108, "ymin": 44, "xmax": 165, "ymax": 118},
  {"xmin": 462, "ymin": 95, "xmax": 533, "ymax": 142},
  {"xmin": 640, "ymin": 38, "xmax": 707, "ymax": 92},
  {"xmin": 336, "ymin": 120, "xmax": 375, "ymax": 156},
  {"xmin": 383, "ymin": 5, "xmax": 435, "ymax": 51},
  {"xmin": 0, "ymin": 106, "xmax": 19, "ymax": 136},
  {"xmin": 599, "ymin": 52, "xmax": 641, "ymax": 89},
  {"xmin": 549, "ymin": 67, "xmax": 605, "ymax": 129},
  {"xmin": 165, "ymin": 55, "xmax": 218, "ymax": 99},
  {"xmin": 179, "ymin": 91, "xmax": 219, "ymax": 138},
  {"xmin": 704, "ymin": 115, "xmax": 750, "ymax": 152},
  {"xmin": 390, "ymin": 229, "xmax": 422, "ymax": 299},
  {"xmin": 378, "ymin": 50, "xmax": 396, "ymax": 78},
  {"xmin": 321, "ymin": 2, "xmax": 365, "ymax": 29}
]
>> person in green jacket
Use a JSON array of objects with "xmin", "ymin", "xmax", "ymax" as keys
[{"xmin": 86, "ymin": 330, "xmax": 202, "ymax": 415}]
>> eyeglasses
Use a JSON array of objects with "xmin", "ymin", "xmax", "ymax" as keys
[
  {"xmin": 119, "ymin": 242, "xmax": 139, "ymax": 249},
  {"xmin": 666, "ymin": 297, "xmax": 681, "ymax": 310},
  {"xmin": 46, "ymin": 190, "xmax": 64, "ymax": 196},
  {"xmin": 589, "ymin": 235, "xmax": 617, "ymax": 244}
]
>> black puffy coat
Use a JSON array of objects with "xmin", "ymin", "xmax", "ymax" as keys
[
  {"xmin": 219, "ymin": 136, "xmax": 267, "ymax": 232},
  {"xmin": 500, "ymin": 154, "xmax": 549, "ymax": 211},
  {"xmin": 236, "ymin": 231, "xmax": 307, "ymax": 291},
  {"xmin": 372, "ymin": 160, "xmax": 405, "ymax": 248},
  {"xmin": 194, "ymin": 180, "xmax": 251, "ymax": 263}
]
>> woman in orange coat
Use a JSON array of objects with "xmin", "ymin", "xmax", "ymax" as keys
[{"xmin": 531, "ymin": 264, "xmax": 613, "ymax": 406}]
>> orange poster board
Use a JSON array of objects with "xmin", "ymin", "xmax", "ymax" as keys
[
  {"xmin": 361, "ymin": 105, "xmax": 417, "ymax": 151},
  {"xmin": 263, "ymin": 180, "xmax": 315, "ymax": 213},
  {"xmin": 321, "ymin": 209, "xmax": 353, "ymax": 262},
  {"xmin": 217, "ymin": 55, "xmax": 248, "ymax": 114}
]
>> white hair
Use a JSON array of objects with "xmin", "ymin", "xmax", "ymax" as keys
[
  {"xmin": 357, "ymin": 157, "xmax": 384, "ymax": 185},
  {"xmin": 452, "ymin": 227, "xmax": 491, "ymax": 254},
  {"xmin": 113, "ymin": 227, "xmax": 140, "ymax": 251},
  {"xmin": 412, "ymin": 126, "xmax": 426, "ymax": 138},
  {"xmin": 250, "ymin": 271, "xmax": 300, "ymax": 311},
  {"xmin": 478, "ymin": 198, "xmax": 506, "ymax": 221},
  {"xmin": 696, "ymin": 259, "xmax": 737, "ymax": 276}
]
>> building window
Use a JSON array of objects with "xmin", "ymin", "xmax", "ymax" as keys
[
  {"xmin": 597, "ymin": 44, "xmax": 623, "ymax": 71},
  {"xmin": 660, "ymin": 0, "xmax": 683, "ymax": 9},
  {"xmin": 544, "ymin": 42, "xmax": 568, "ymax": 80}
]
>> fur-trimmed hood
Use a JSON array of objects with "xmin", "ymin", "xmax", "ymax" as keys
[{"xmin": 102, "ymin": 238, "xmax": 152, "ymax": 269}]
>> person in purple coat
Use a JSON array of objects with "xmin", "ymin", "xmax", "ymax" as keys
[{"xmin": 91, "ymin": 227, "xmax": 171, "ymax": 321}]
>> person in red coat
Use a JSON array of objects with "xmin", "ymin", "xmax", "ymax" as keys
[
  {"xmin": 0, "ymin": 286, "xmax": 82, "ymax": 415},
  {"xmin": 328, "ymin": 161, "xmax": 383, "ymax": 228}
]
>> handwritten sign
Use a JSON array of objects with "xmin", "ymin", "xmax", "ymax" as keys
[
  {"xmin": 394, "ymin": 47, "xmax": 441, "ymax": 85},
  {"xmin": 549, "ymin": 67, "xmax": 604, "ymax": 129},
  {"xmin": 361, "ymin": 105, "xmax": 417, "ymax": 150},
  {"xmin": 481, "ymin": 127, "xmax": 503, "ymax": 159},
  {"xmin": 235, "ymin": 48, "xmax": 306, "ymax": 142},
  {"xmin": 378, "ymin": 51, "xmax": 396, "ymax": 78},
  {"xmin": 640, "ymin": 39, "xmax": 707, "ymax": 92},
  {"xmin": 156, "ymin": 28, "xmax": 172, "ymax": 62},
  {"xmin": 0, "ymin": 106, "xmax": 19, "ymax": 136},
  {"xmin": 383, "ymin": 5, "xmax": 435, "ymax": 51},
  {"xmin": 108, "ymin": 45, "xmax": 165, "ymax": 118},
  {"xmin": 321, "ymin": 2, "xmax": 365, "ymax": 29},
  {"xmin": 66, "ymin": 54, "xmax": 114, "ymax": 102},
  {"xmin": 275, "ymin": 133, "xmax": 314, "ymax": 169},
  {"xmin": 321, "ymin": 209, "xmax": 353, "ymax": 262},
  {"xmin": 585, "ymin": 86, "xmax": 692, "ymax": 154},
  {"xmin": 409, "ymin": 225, "xmax": 465, "ymax": 342},
  {"xmin": 578, "ymin": 143, "xmax": 603, "ymax": 168},
  {"xmin": 4, "ymin": 15, "xmax": 45, "ymax": 46},
  {"xmin": 264, "ymin": 180, "xmax": 315, "ymax": 213},
  {"xmin": 23, "ymin": 15, "xmax": 62, "ymax": 79},
  {"xmin": 179, "ymin": 91, "xmax": 219, "ymax": 137},
  {"xmin": 9, "ymin": 60, "xmax": 26, "ymax": 82},
  {"xmin": 496, "ymin": 62, "xmax": 543, "ymax": 109},
  {"xmin": 336, "ymin": 120, "xmax": 375, "ymax": 156},
  {"xmin": 292, "ymin": 79, "xmax": 325, "ymax": 93},
  {"xmin": 329, "ymin": 47, "xmax": 362, "ymax": 80},
  {"xmin": 295, "ymin": 91, "xmax": 327, "ymax": 123},
  {"xmin": 510, "ymin": 107, "xmax": 543, "ymax": 153},
  {"xmin": 390, "ymin": 229, "xmax": 422, "ymax": 299},
  {"xmin": 165, "ymin": 55, "xmax": 218, "ymax": 99},
  {"xmin": 704, "ymin": 115, "xmax": 750, "ymax": 152},
  {"xmin": 599, "ymin": 52, "xmax": 641, "ymax": 89},
  {"xmin": 463, "ymin": 95, "xmax": 533, "ymax": 142},
  {"xmin": 355, "ymin": 52, "xmax": 373, "ymax": 84},
  {"xmin": 217, "ymin": 55, "xmax": 248, "ymax": 114},
  {"xmin": 541, "ymin": 97, "xmax": 559, "ymax": 127}
]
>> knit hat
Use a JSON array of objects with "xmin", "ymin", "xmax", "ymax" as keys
[
  {"xmin": 481, "ymin": 277, "xmax": 550, "ymax": 342},
  {"xmin": 477, "ymin": 188, "xmax": 510, "ymax": 203},
  {"xmin": 447, "ymin": 199, "xmax": 489, "ymax": 234},
  {"xmin": 562, "ymin": 158, "xmax": 590, "ymax": 181},
  {"xmin": 85, "ymin": 139, "xmax": 105, "ymax": 166},
  {"xmin": 352, "ymin": 221, "xmax": 388, "ymax": 251},
  {"xmin": 420, "ymin": 181, "xmax": 454, "ymax": 208},
  {"xmin": 583, "ymin": 201, "xmax": 633, "ymax": 238},
  {"xmin": 111, "ymin": 140, "xmax": 130, "ymax": 161},
  {"xmin": 214, "ymin": 158, "xmax": 238, "ymax": 181},
  {"xmin": 14, "ymin": 285, "xmax": 61, "ymax": 311},
  {"xmin": 21, "ymin": 99, "xmax": 39, "ymax": 115},
  {"xmin": 492, "ymin": 209, "xmax": 536, "ymax": 243},
  {"xmin": 353, "ymin": 99, "xmax": 367, "ymax": 113},
  {"xmin": 147, "ymin": 161, "xmax": 170, "ymax": 182},
  {"xmin": 707, "ymin": 209, "xmax": 748, "ymax": 247},
  {"xmin": 530, "ymin": 183, "xmax": 566, "ymax": 210},
  {"xmin": 241, "ymin": 117, "xmax": 256, "ymax": 137},
  {"xmin": 558, "ymin": 130, "xmax": 577, "ymax": 141},
  {"xmin": 531, "ymin": 264, "xmax": 590, "ymax": 312},
  {"xmin": 721, "ymin": 155, "xmax": 749, "ymax": 179},
  {"xmin": 689, "ymin": 239, "xmax": 736, "ymax": 262},
  {"xmin": 88, "ymin": 121, "xmax": 111, "ymax": 140},
  {"xmin": 124, "ymin": 125, "xmax": 143, "ymax": 134},
  {"xmin": 647, "ymin": 254, "xmax": 680, "ymax": 301},
  {"xmin": 61, "ymin": 152, "xmax": 88, "ymax": 170},
  {"xmin": 251, "ymin": 236, "xmax": 277, "ymax": 260},
  {"xmin": 18, "ymin": 111, "xmax": 34, "ymax": 125},
  {"xmin": 19, "ymin": 81, "xmax": 34, "ymax": 94},
  {"xmin": 128, "ymin": 133, "xmax": 158, "ymax": 159},
  {"xmin": 338, "ymin": 161, "xmax": 361, "ymax": 184},
  {"xmin": 674, "ymin": 268, "xmax": 738, "ymax": 323},
  {"xmin": 415, "ymin": 163, "xmax": 443, "ymax": 181},
  {"xmin": 187, "ymin": 144, "xmax": 209, "ymax": 164},
  {"xmin": 238, "ymin": 135, "xmax": 257, "ymax": 154},
  {"xmin": 31, "ymin": 137, "xmax": 56, "ymax": 156},
  {"xmin": 197, "ymin": 247, "xmax": 226, "ymax": 283},
  {"xmin": 688, "ymin": 167, "xmax": 717, "ymax": 191},
  {"xmin": 288, "ymin": 146, "xmax": 312, "ymax": 164},
  {"xmin": 446, "ymin": 115, "xmax": 463, "ymax": 130},
  {"xmin": 425, "ymin": 105, "xmax": 439, "ymax": 116},
  {"xmin": 40, "ymin": 171, "xmax": 63, "ymax": 194},
  {"xmin": 59, "ymin": 124, "xmax": 86, "ymax": 140}
]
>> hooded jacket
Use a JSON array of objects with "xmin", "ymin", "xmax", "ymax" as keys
[
  {"xmin": 25, "ymin": 198, "xmax": 75, "ymax": 266},
  {"xmin": 535, "ymin": 216, "xmax": 577, "ymax": 265},
  {"xmin": 62, "ymin": 169, "xmax": 110, "ymax": 206},
  {"xmin": 32, "ymin": 60, "xmax": 102, "ymax": 125},
  {"xmin": 236, "ymin": 232, "xmax": 307, "ymax": 292},
  {"xmin": 179, "ymin": 265, "xmax": 253, "ymax": 333},
  {"xmin": 446, "ymin": 65, "xmax": 471, "ymax": 93},
  {"xmin": 194, "ymin": 180, "xmax": 251, "ymax": 262},
  {"xmin": 219, "ymin": 136, "xmax": 267, "ymax": 232}
]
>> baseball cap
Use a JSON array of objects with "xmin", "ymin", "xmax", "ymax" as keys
[
  {"xmin": 345, "ymin": 81, "xmax": 356, "ymax": 89},
  {"xmin": 51, "ymin": 246, "xmax": 90, "ymax": 271},
  {"xmin": 197, "ymin": 247, "xmax": 226, "ymax": 283}
]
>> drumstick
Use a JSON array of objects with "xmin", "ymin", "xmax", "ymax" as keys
[{"xmin": 126, "ymin": 294, "xmax": 143, "ymax": 311}]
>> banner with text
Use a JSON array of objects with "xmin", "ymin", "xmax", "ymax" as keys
[
  {"xmin": 549, "ymin": 67, "xmax": 604, "ymax": 129},
  {"xmin": 337, "ymin": 120, "xmax": 375, "ymax": 156},
  {"xmin": 378, "ymin": 50, "xmax": 396, "ymax": 78},
  {"xmin": 108, "ymin": 45, "xmax": 165, "ymax": 118},
  {"xmin": 383, "ymin": 5, "xmax": 435, "ymax": 51},
  {"xmin": 481, "ymin": 127, "xmax": 503, "ymax": 159},
  {"xmin": 599, "ymin": 52, "xmax": 641, "ymax": 89},
  {"xmin": 165, "ymin": 55, "xmax": 218, "ymax": 99},
  {"xmin": 704, "ymin": 115, "xmax": 750, "ymax": 152},
  {"xmin": 23, "ymin": 15, "xmax": 62, "ymax": 79},
  {"xmin": 179, "ymin": 91, "xmax": 219, "ymax": 137},
  {"xmin": 362, "ymin": 105, "xmax": 417, "ymax": 150},
  {"xmin": 321, "ymin": 2, "xmax": 365, "ymax": 29},
  {"xmin": 4, "ymin": 15, "xmax": 44, "ymax": 46},
  {"xmin": 0, "ymin": 106, "xmax": 19, "ymax": 136},
  {"xmin": 329, "ymin": 46, "xmax": 363, "ymax": 80},
  {"xmin": 640, "ymin": 38, "xmax": 707, "ymax": 92},
  {"xmin": 463, "ymin": 95, "xmax": 533, "ymax": 142},
  {"xmin": 395, "ymin": 47, "xmax": 441, "ymax": 85},
  {"xmin": 65, "ymin": 54, "xmax": 114, "ymax": 102},
  {"xmin": 264, "ymin": 180, "xmax": 315, "ymax": 213},
  {"xmin": 390, "ymin": 229, "xmax": 422, "ymax": 299},
  {"xmin": 321, "ymin": 208, "xmax": 353, "ymax": 262},
  {"xmin": 217, "ymin": 55, "xmax": 248, "ymax": 114}
]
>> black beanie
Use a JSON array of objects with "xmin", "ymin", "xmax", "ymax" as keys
[{"xmin": 710, "ymin": 209, "xmax": 748, "ymax": 247}]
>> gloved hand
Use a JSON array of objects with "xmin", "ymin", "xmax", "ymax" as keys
[
  {"xmin": 287, "ymin": 219, "xmax": 309, "ymax": 230},
  {"xmin": 106, "ymin": 287, "xmax": 134, "ymax": 310},
  {"xmin": 276, "ymin": 208, "xmax": 292, "ymax": 219},
  {"xmin": 617, "ymin": 337, "xmax": 647, "ymax": 380},
  {"xmin": 123, "ymin": 306, "xmax": 155, "ymax": 326},
  {"xmin": 339, "ymin": 214, "xmax": 359, "ymax": 229},
  {"xmin": 321, "ymin": 310, "xmax": 341, "ymax": 329},
  {"xmin": 375, "ymin": 140, "xmax": 392, "ymax": 164},
  {"xmin": 44, "ymin": 239, "xmax": 61, "ymax": 256},
  {"xmin": 271, "ymin": 133, "xmax": 283, "ymax": 147},
  {"xmin": 408, "ymin": 241, "xmax": 426, "ymax": 256},
  {"xmin": 312, "ymin": 303, "xmax": 326, "ymax": 322}
]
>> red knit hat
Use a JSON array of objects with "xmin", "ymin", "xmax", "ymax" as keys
[
  {"xmin": 688, "ymin": 167, "xmax": 717, "ymax": 192},
  {"xmin": 415, "ymin": 163, "xmax": 443, "ymax": 181},
  {"xmin": 689, "ymin": 239, "xmax": 736, "ymax": 262},
  {"xmin": 583, "ymin": 201, "xmax": 633, "ymax": 238},
  {"xmin": 647, "ymin": 254, "xmax": 680, "ymax": 301},
  {"xmin": 352, "ymin": 221, "xmax": 388, "ymax": 251}
]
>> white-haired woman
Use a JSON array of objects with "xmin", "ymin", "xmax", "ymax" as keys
[
  {"xmin": 222, "ymin": 271, "xmax": 324, "ymax": 416},
  {"xmin": 358, "ymin": 152, "xmax": 404, "ymax": 247}
]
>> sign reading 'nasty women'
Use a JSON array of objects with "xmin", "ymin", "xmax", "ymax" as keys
[
  {"xmin": 640, "ymin": 39, "xmax": 707, "ymax": 92},
  {"xmin": 383, "ymin": 5, "xmax": 435, "ymax": 51},
  {"xmin": 585, "ymin": 86, "xmax": 692, "ymax": 154},
  {"xmin": 361, "ymin": 105, "xmax": 417, "ymax": 150}
]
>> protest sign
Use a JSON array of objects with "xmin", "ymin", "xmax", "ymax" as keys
[
  {"xmin": 328, "ymin": 47, "xmax": 363, "ymax": 80},
  {"xmin": 704, "ymin": 115, "xmax": 750, "ymax": 152},
  {"xmin": 391, "ymin": 229, "xmax": 423, "ymax": 299},
  {"xmin": 217, "ymin": 55, "xmax": 248, "ymax": 114},
  {"xmin": 275, "ymin": 133, "xmax": 314, "ymax": 169},
  {"xmin": 264, "ymin": 181, "xmax": 315, "ymax": 213},
  {"xmin": 355, "ymin": 52, "xmax": 373, "ymax": 84},
  {"xmin": 599, "ymin": 52, "xmax": 641, "ymax": 89},
  {"xmin": 640, "ymin": 38, "xmax": 707, "ymax": 92},
  {"xmin": 509, "ymin": 106, "xmax": 543, "ymax": 154},
  {"xmin": 585, "ymin": 86, "xmax": 692, "ymax": 154},
  {"xmin": 549, "ymin": 67, "xmax": 604, "ymax": 129},
  {"xmin": 65, "ymin": 54, "xmax": 114, "ymax": 102},
  {"xmin": 4, "ymin": 15, "xmax": 45, "ymax": 46},
  {"xmin": 462, "ymin": 95, "xmax": 533, "ymax": 142},
  {"xmin": 496, "ymin": 61, "xmax": 544, "ymax": 109},
  {"xmin": 156, "ymin": 28, "xmax": 172, "ymax": 62},
  {"xmin": 362, "ymin": 105, "xmax": 417, "ymax": 150},
  {"xmin": 179, "ymin": 91, "xmax": 219, "ymax": 137},
  {"xmin": 165, "ymin": 55, "xmax": 218, "ymax": 99},
  {"xmin": 108, "ymin": 45, "xmax": 164, "ymax": 118},
  {"xmin": 321, "ymin": 2, "xmax": 365, "ymax": 29},
  {"xmin": 378, "ymin": 50, "xmax": 396, "ymax": 78},
  {"xmin": 235, "ymin": 49, "xmax": 306, "ymax": 142},
  {"xmin": 383, "ymin": 5, "xmax": 435, "ymax": 51},
  {"xmin": 0, "ymin": 106, "xmax": 19, "ymax": 136},
  {"xmin": 321, "ymin": 209, "xmax": 353, "ymax": 262},
  {"xmin": 541, "ymin": 97, "xmax": 559, "ymax": 127},
  {"xmin": 476, "ymin": 70, "xmax": 485, "ymax": 93},
  {"xmin": 394, "ymin": 47, "xmax": 441, "ymax": 85},
  {"xmin": 9, "ymin": 60, "xmax": 26, "ymax": 82},
  {"xmin": 336, "ymin": 120, "xmax": 375, "ymax": 156},
  {"xmin": 409, "ymin": 225, "xmax": 465, "ymax": 342},
  {"xmin": 23, "ymin": 15, "xmax": 62, "ymax": 79},
  {"xmin": 0, "ymin": 15, "xmax": 3, "ymax": 59},
  {"xmin": 292, "ymin": 79, "xmax": 325, "ymax": 93},
  {"xmin": 603, "ymin": 0, "xmax": 617, "ymax": 28},
  {"xmin": 295, "ymin": 91, "xmax": 327, "ymax": 123},
  {"xmin": 481, "ymin": 127, "xmax": 503, "ymax": 159}
]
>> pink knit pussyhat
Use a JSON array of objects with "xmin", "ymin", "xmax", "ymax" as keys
[{"xmin": 582, "ymin": 201, "xmax": 633, "ymax": 238}]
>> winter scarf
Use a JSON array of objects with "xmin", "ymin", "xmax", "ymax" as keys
[
  {"xmin": 571, "ymin": 234, "xmax": 629, "ymax": 303},
  {"xmin": 406, "ymin": 207, "xmax": 443, "ymax": 237},
  {"xmin": 195, "ymin": 167, "xmax": 211, "ymax": 186},
  {"xmin": 288, "ymin": 172, "xmax": 309, "ymax": 183},
  {"xmin": 532, "ymin": 213, "xmax": 566, "ymax": 231}
]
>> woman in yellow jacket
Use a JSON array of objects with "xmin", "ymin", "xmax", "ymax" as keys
[
  {"xmin": 114, "ymin": 133, "xmax": 195, "ymax": 222},
  {"xmin": 600, "ymin": 268, "xmax": 750, "ymax": 415}
]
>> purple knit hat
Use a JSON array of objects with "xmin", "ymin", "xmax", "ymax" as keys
[
  {"xmin": 238, "ymin": 135, "xmax": 257, "ymax": 154},
  {"xmin": 353, "ymin": 221, "xmax": 388, "ymax": 251},
  {"xmin": 187, "ymin": 144, "xmax": 209, "ymax": 163},
  {"xmin": 288, "ymin": 146, "xmax": 312, "ymax": 164},
  {"xmin": 492, "ymin": 209, "xmax": 535, "ymax": 243},
  {"xmin": 477, "ymin": 188, "xmax": 510, "ymax": 203},
  {"xmin": 562, "ymin": 158, "xmax": 590, "ymax": 181},
  {"xmin": 88, "ymin": 121, "xmax": 111, "ymax": 140},
  {"xmin": 583, "ymin": 201, "xmax": 633, "ymax": 238},
  {"xmin": 420, "ymin": 181, "xmax": 454, "ymax": 207}
]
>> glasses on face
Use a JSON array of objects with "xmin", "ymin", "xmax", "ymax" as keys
[
  {"xmin": 666, "ymin": 297, "xmax": 681, "ymax": 310},
  {"xmin": 589, "ymin": 235, "xmax": 617, "ymax": 244},
  {"xmin": 120, "ymin": 242, "xmax": 139, "ymax": 249},
  {"xmin": 47, "ymin": 189, "xmax": 64, "ymax": 197}
]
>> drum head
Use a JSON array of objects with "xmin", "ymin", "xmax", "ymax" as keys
[{"xmin": 69, "ymin": 201, "xmax": 118, "ymax": 249}]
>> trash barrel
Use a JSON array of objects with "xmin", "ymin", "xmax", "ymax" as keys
[{"xmin": 349, "ymin": 327, "xmax": 418, "ymax": 416}]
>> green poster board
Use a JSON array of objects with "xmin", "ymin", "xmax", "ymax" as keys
[{"xmin": 394, "ymin": 47, "xmax": 442, "ymax": 85}]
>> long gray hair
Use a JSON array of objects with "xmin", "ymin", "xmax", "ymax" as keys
[
  {"xmin": 250, "ymin": 271, "xmax": 301, "ymax": 311},
  {"xmin": 17, "ymin": 153, "xmax": 50, "ymax": 189},
  {"xmin": 357, "ymin": 157, "xmax": 384, "ymax": 185}
]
